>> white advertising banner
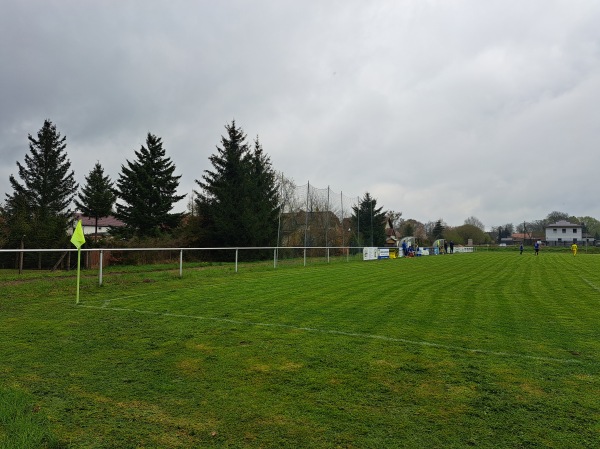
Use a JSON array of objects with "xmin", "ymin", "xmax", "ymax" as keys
[
  {"xmin": 378, "ymin": 248, "xmax": 390, "ymax": 259},
  {"xmin": 363, "ymin": 247, "xmax": 378, "ymax": 260}
]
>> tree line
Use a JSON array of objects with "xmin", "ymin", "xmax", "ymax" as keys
[
  {"xmin": 2, "ymin": 119, "xmax": 598, "ymax": 265},
  {"xmin": 0, "ymin": 120, "xmax": 389, "ymax": 264},
  {"xmin": 0, "ymin": 120, "xmax": 283, "ymax": 256},
  {"xmin": 391, "ymin": 212, "xmax": 600, "ymax": 247}
]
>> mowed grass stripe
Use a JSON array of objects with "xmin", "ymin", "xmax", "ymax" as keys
[
  {"xmin": 78, "ymin": 253, "xmax": 599, "ymax": 362},
  {"xmin": 2, "ymin": 252, "xmax": 599, "ymax": 448},
  {"xmin": 76, "ymin": 302, "xmax": 584, "ymax": 365}
]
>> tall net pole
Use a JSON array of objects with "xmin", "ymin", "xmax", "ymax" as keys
[
  {"xmin": 357, "ymin": 196, "xmax": 360, "ymax": 248},
  {"xmin": 370, "ymin": 196, "xmax": 374, "ymax": 247},
  {"xmin": 304, "ymin": 182, "xmax": 310, "ymax": 266},
  {"xmin": 340, "ymin": 191, "xmax": 345, "ymax": 248},
  {"xmin": 275, "ymin": 172, "xmax": 284, "ymax": 267},
  {"xmin": 326, "ymin": 186, "xmax": 330, "ymax": 262}
]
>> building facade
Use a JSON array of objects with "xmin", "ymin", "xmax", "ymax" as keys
[{"xmin": 544, "ymin": 220, "xmax": 582, "ymax": 246}]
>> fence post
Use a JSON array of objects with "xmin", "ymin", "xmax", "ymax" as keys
[
  {"xmin": 235, "ymin": 249, "xmax": 238, "ymax": 273},
  {"xmin": 179, "ymin": 249, "xmax": 183, "ymax": 278},
  {"xmin": 273, "ymin": 248, "xmax": 277, "ymax": 268},
  {"xmin": 99, "ymin": 250, "xmax": 103, "ymax": 286},
  {"xmin": 19, "ymin": 236, "xmax": 24, "ymax": 275}
]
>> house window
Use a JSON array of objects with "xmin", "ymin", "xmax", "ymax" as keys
[
  {"xmin": 553, "ymin": 229, "xmax": 557, "ymax": 233},
  {"xmin": 562, "ymin": 229, "xmax": 566, "ymax": 233},
  {"xmin": 573, "ymin": 229, "xmax": 577, "ymax": 233},
  {"xmin": 573, "ymin": 238, "xmax": 577, "ymax": 243}
]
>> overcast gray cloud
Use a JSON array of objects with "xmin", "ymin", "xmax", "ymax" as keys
[{"xmin": 2, "ymin": 0, "xmax": 599, "ymax": 230}]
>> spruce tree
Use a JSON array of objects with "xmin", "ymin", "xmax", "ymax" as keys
[
  {"xmin": 1, "ymin": 192, "xmax": 32, "ymax": 249},
  {"xmin": 114, "ymin": 133, "xmax": 185, "ymax": 237},
  {"xmin": 195, "ymin": 122, "xmax": 280, "ymax": 248},
  {"xmin": 350, "ymin": 192, "xmax": 387, "ymax": 247},
  {"xmin": 195, "ymin": 121, "xmax": 249, "ymax": 247},
  {"xmin": 244, "ymin": 137, "xmax": 280, "ymax": 246},
  {"xmin": 432, "ymin": 219, "xmax": 445, "ymax": 240},
  {"xmin": 5, "ymin": 120, "xmax": 77, "ymax": 248},
  {"xmin": 75, "ymin": 162, "xmax": 116, "ymax": 241}
]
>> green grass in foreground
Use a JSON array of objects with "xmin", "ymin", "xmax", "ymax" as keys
[{"xmin": 1, "ymin": 252, "xmax": 599, "ymax": 448}]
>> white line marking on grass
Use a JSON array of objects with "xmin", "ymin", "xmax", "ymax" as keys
[
  {"xmin": 582, "ymin": 277, "xmax": 600, "ymax": 293},
  {"xmin": 77, "ymin": 304, "xmax": 585, "ymax": 365}
]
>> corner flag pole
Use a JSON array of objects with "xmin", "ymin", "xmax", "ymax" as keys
[{"xmin": 70, "ymin": 220, "xmax": 86, "ymax": 304}]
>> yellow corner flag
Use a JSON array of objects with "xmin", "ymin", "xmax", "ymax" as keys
[
  {"xmin": 71, "ymin": 220, "xmax": 86, "ymax": 249},
  {"xmin": 71, "ymin": 220, "xmax": 86, "ymax": 304}
]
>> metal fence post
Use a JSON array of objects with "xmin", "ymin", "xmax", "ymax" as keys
[
  {"xmin": 99, "ymin": 250, "xmax": 103, "ymax": 286},
  {"xmin": 19, "ymin": 237, "xmax": 24, "ymax": 275},
  {"xmin": 179, "ymin": 249, "xmax": 183, "ymax": 278}
]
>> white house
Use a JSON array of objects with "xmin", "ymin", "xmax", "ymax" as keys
[{"xmin": 544, "ymin": 220, "xmax": 582, "ymax": 246}]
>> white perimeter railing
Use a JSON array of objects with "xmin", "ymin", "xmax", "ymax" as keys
[
  {"xmin": 0, "ymin": 245, "xmax": 475, "ymax": 286},
  {"xmin": 0, "ymin": 246, "xmax": 359, "ymax": 285}
]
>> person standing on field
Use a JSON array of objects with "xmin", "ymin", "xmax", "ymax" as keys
[
  {"xmin": 571, "ymin": 242, "xmax": 578, "ymax": 256},
  {"xmin": 534, "ymin": 241, "xmax": 539, "ymax": 255},
  {"xmin": 520, "ymin": 243, "xmax": 523, "ymax": 255}
]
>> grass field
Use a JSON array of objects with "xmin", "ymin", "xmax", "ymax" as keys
[{"xmin": 1, "ymin": 252, "xmax": 599, "ymax": 448}]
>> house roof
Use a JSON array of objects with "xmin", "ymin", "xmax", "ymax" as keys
[
  {"xmin": 545, "ymin": 220, "xmax": 581, "ymax": 228},
  {"xmin": 74, "ymin": 213, "xmax": 125, "ymax": 228}
]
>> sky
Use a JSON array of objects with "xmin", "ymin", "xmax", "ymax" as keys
[{"xmin": 1, "ymin": 0, "xmax": 599, "ymax": 231}]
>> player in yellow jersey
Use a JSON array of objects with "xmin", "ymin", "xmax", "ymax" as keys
[{"xmin": 571, "ymin": 242, "xmax": 578, "ymax": 256}]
